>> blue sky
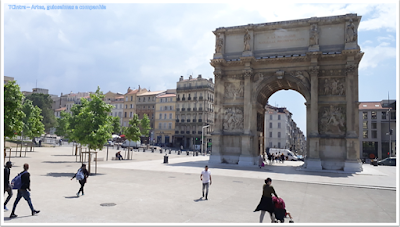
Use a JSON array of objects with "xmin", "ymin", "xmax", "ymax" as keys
[{"xmin": 3, "ymin": 1, "xmax": 398, "ymax": 133}]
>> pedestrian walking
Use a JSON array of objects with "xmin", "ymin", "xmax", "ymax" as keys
[
  {"xmin": 281, "ymin": 153, "xmax": 285, "ymax": 163},
  {"xmin": 258, "ymin": 154, "xmax": 264, "ymax": 168},
  {"xmin": 71, "ymin": 164, "xmax": 89, "ymax": 197},
  {"xmin": 59, "ymin": 139, "xmax": 62, "ymax": 146},
  {"xmin": 38, "ymin": 140, "xmax": 42, "ymax": 147},
  {"xmin": 254, "ymin": 178, "xmax": 278, "ymax": 223},
  {"xmin": 9, "ymin": 163, "xmax": 40, "ymax": 218},
  {"xmin": 200, "ymin": 165, "xmax": 212, "ymax": 200},
  {"xmin": 4, "ymin": 161, "xmax": 13, "ymax": 211}
]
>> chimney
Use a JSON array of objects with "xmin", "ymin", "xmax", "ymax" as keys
[
  {"xmin": 198, "ymin": 74, "xmax": 202, "ymax": 78},
  {"xmin": 179, "ymin": 76, "xmax": 183, "ymax": 81},
  {"xmin": 209, "ymin": 78, "xmax": 213, "ymax": 83},
  {"xmin": 127, "ymin": 87, "xmax": 132, "ymax": 93},
  {"xmin": 189, "ymin": 75, "xmax": 192, "ymax": 79}
]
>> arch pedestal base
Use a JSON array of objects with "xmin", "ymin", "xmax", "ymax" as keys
[
  {"xmin": 344, "ymin": 160, "xmax": 363, "ymax": 172},
  {"xmin": 303, "ymin": 158, "xmax": 323, "ymax": 170}
]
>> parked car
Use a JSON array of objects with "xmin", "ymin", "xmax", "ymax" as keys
[
  {"xmin": 296, "ymin": 155, "xmax": 304, "ymax": 161},
  {"xmin": 377, "ymin": 157, "xmax": 396, "ymax": 166},
  {"xmin": 121, "ymin": 140, "xmax": 141, "ymax": 149}
]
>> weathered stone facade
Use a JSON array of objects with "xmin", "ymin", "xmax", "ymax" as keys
[{"xmin": 210, "ymin": 14, "xmax": 363, "ymax": 171}]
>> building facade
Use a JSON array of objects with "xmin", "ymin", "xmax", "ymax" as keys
[
  {"xmin": 136, "ymin": 90, "xmax": 166, "ymax": 144},
  {"xmin": 122, "ymin": 87, "xmax": 147, "ymax": 127},
  {"xmin": 65, "ymin": 92, "xmax": 92, "ymax": 114},
  {"xmin": 174, "ymin": 74, "xmax": 214, "ymax": 149},
  {"xmin": 154, "ymin": 93, "xmax": 176, "ymax": 146},
  {"xmin": 359, "ymin": 100, "xmax": 396, "ymax": 160},
  {"xmin": 111, "ymin": 95, "xmax": 124, "ymax": 126}
]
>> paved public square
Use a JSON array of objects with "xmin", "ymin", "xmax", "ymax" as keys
[{"xmin": 2, "ymin": 145, "xmax": 397, "ymax": 225}]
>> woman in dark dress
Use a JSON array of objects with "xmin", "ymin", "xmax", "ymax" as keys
[{"xmin": 254, "ymin": 178, "xmax": 278, "ymax": 223}]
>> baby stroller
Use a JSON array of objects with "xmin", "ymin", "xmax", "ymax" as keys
[{"xmin": 272, "ymin": 197, "xmax": 294, "ymax": 223}]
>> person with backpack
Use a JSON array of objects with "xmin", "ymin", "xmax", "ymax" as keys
[
  {"xmin": 71, "ymin": 164, "xmax": 89, "ymax": 197},
  {"xmin": 4, "ymin": 161, "xmax": 13, "ymax": 211},
  {"xmin": 254, "ymin": 178, "xmax": 278, "ymax": 223},
  {"xmin": 9, "ymin": 163, "xmax": 40, "ymax": 218}
]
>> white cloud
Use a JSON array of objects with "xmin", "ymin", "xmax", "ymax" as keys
[
  {"xmin": 359, "ymin": 42, "xmax": 396, "ymax": 70},
  {"xmin": 377, "ymin": 34, "xmax": 395, "ymax": 43}
]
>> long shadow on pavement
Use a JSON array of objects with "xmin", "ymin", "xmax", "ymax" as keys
[
  {"xmin": 42, "ymin": 161, "xmax": 79, "ymax": 164},
  {"xmin": 168, "ymin": 160, "xmax": 353, "ymax": 178},
  {"xmin": 4, "ymin": 215, "xmax": 32, "ymax": 221},
  {"xmin": 64, "ymin": 196, "xmax": 79, "ymax": 199},
  {"xmin": 44, "ymin": 172, "xmax": 106, "ymax": 177}
]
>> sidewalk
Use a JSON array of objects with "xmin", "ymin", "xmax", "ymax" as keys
[{"xmin": 2, "ymin": 146, "xmax": 397, "ymax": 224}]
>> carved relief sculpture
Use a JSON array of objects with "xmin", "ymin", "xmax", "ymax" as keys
[
  {"xmin": 345, "ymin": 19, "xmax": 357, "ymax": 43},
  {"xmin": 224, "ymin": 82, "xmax": 244, "ymax": 99},
  {"xmin": 319, "ymin": 105, "xmax": 346, "ymax": 135},
  {"xmin": 320, "ymin": 78, "xmax": 345, "ymax": 96},
  {"xmin": 243, "ymin": 29, "xmax": 251, "ymax": 51},
  {"xmin": 290, "ymin": 71, "xmax": 310, "ymax": 89},
  {"xmin": 223, "ymin": 107, "xmax": 244, "ymax": 131},
  {"xmin": 215, "ymin": 33, "xmax": 223, "ymax": 53},
  {"xmin": 309, "ymin": 24, "xmax": 319, "ymax": 46}
]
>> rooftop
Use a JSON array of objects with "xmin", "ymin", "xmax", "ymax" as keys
[
  {"xmin": 137, "ymin": 90, "xmax": 166, "ymax": 96},
  {"xmin": 158, "ymin": 94, "xmax": 176, "ymax": 98},
  {"xmin": 359, "ymin": 102, "xmax": 388, "ymax": 110}
]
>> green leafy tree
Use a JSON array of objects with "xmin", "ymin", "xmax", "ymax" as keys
[
  {"xmin": 4, "ymin": 81, "xmax": 25, "ymax": 141},
  {"xmin": 55, "ymin": 111, "xmax": 70, "ymax": 139},
  {"xmin": 140, "ymin": 114, "xmax": 151, "ymax": 138},
  {"xmin": 21, "ymin": 99, "xmax": 45, "ymax": 151},
  {"xmin": 69, "ymin": 87, "xmax": 113, "ymax": 151},
  {"xmin": 111, "ymin": 116, "xmax": 121, "ymax": 135},
  {"xmin": 25, "ymin": 93, "xmax": 57, "ymax": 133}
]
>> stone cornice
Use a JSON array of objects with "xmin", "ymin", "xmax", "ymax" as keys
[{"xmin": 214, "ymin": 14, "xmax": 361, "ymax": 34}]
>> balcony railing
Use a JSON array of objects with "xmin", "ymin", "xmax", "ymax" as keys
[
  {"xmin": 182, "ymin": 97, "xmax": 186, "ymax": 101},
  {"xmin": 176, "ymin": 108, "xmax": 180, "ymax": 111},
  {"xmin": 187, "ymin": 108, "xmax": 191, "ymax": 111},
  {"xmin": 188, "ymin": 97, "xmax": 191, "ymax": 100},
  {"xmin": 199, "ymin": 96, "xmax": 203, "ymax": 100},
  {"xmin": 193, "ymin": 97, "xmax": 197, "ymax": 100},
  {"xmin": 193, "ymin": 108, "xmax": 197, "ymax": 111},
  {"xmin": 181, "ymin": 119, "xmax": 185, "ymax": 122},
  {"xmin": 176, "ymin": 98, "xmax": 180, "ymax": 101},
  {"xmin": 187, "ymin": 119, "xmax": 190, "ymax": 122},
  {"xmin": 176, "ymin": 85, "xmax": 214, "ymax": 91},
  {"xmin": 186, "ymin": 131, "xmax": 190, "ymax": 134},
  {"xmin": 198, "ymin": 131, "xmax": 202, "ymax": 134},
  {"xmin": 181, "ymin": 108, "xmax": 185, "ymax": 111},
  {"xmin": 176, "ymin": 119, "xmax": 179, "ymax": 122},
  {"xmin": 192, "ymin": 131, "xmax": 196, "ymax": 134},
  {"xmin": 198, "ymin": 119, "xmax": 202, "ymax": 122},
  {"xmin": 192, "ymin": 119, "xmax": 197, "ymax": 122},
  {"xmin": 175, "ymin": 131, "xmax": 179, "ymax": 134},
  {"xmin": 181, "ymin": 131, "xmax": 184, "ymax": 134},
  {"xmin": 199, "ymin": 108, "xmax": 203, "ymax": 111}
]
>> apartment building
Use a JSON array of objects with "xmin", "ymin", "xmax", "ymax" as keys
[
  {"xmin": 65, "ymin": 92, "xmax": 92, "ymax": 114},
  {"xmin": 4, "ymin": 76, "xmax": 14, "ymax": 84},
  {"xmin": 359, "ymin": 100, "xmax": 396, "ymax": 160},
  {"xmin": 111, "ymin": 95, "xmax": 124, "ymax": 126},
  {"xmin": 264, "ymin": 104, "xmax": 306, "ymax": 153},
  {"xmin": 136, "ymin": 90, "xmax": 166, "ymax": 144},
  {"xmin": 154, "ymin": 93, "xmax": 176, "ymax": 146},
  {"xmin": 175, "ymin": 74, "xmax": 214, "ymax": 149},
  {"xmin": 122, "ymin": 86, "xmax": 147, "ymax": 127}
]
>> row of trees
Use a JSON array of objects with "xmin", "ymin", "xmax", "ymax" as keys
[
  {"xmin": 55, "ymin": 87, "xmax": 151, "ymax": 152},
  {"xmin": 4, "ymin": 81, "xmax": 45, "ymax": 150}
]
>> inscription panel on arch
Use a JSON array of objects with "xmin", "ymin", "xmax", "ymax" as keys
[{"xmin": 254, "ymin": 28, "xmax": 308, "ymax": 51}]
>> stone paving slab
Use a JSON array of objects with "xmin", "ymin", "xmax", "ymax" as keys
[{"xmin": 1, "ymin": 146, "xmax": 398, "ymax": 225}]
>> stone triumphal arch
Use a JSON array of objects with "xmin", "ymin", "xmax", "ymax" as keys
[{"xmin": 210, "ymin": 14, "xmax": 363, "ymax": 171}]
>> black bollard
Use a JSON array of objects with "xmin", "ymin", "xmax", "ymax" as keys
[{"xmin": 163, "ymin": 154, "xmax": 168, "ymax": 164}]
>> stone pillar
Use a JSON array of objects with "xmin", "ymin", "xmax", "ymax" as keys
[
  {"xmin": 210, "ymin": 69, "xmax": 224, "ymax": 164},
  {"xmin": 304, "ymin": 65, "xmax": 322, "ymax": 170},
  {"xmin": 239, "ymin": 68, "xmax": 255, "ymax": 166},
  {"xmin": 344, "ymin": 63, "xmax": 362, "ymax": 172}
]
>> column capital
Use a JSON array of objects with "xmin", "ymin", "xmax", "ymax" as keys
[{"xmin": 308, "ymin": 66, "xmax": 320, "ymax": 75}]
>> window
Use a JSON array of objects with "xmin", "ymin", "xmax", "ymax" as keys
[
  {"xmin": 278, "ymin": 132, "xmax": 281, "ymax": 138},
  {"xmin": 169, "ymin": 113, "xmax": 172, "ymax": 119},
  {"xmin": 363, "ymin": 130, "xmax": 368, "ymax": 139},
  {"xmin": 371, "ymin": 123, "xmax": 377, "ymax": 129},
  {"xmin": 159, "ymin": 123, "xmax": 162, "ymax": 129},
  {"xmin": 131, "ymin": 96, "xmax": 133, "ymax": 101},
  {"xmin": 124, "ymin": 112, "xmax": 127, "ymax": 118},
  {"xmin": 371, "ymin": 111, "xmax": 377, "ymax": 119},
  {"xmin": 270, "ymin": 115, "xmax": 272, "ymax": 120},
  {"xmin": 138, "ymin": 97, "xmax": 141, "ymax": 102},
  {"xmin": 168, "ymin": 123, "xmax": 172, "ymax": 129},
  {"xmin": 130, "ymin": 104, "xmax": 133, "ymax": 109},
  {"xmin": 391, "ymin": 111, "xmax": 396, "ymax": 120},
  {"xmin": 269, "ymin": 132, "xmax": 272, "ymax": 137},
  {"xmin": 130, "ymin": 112, "xmax": 133, "ymax": 117},
  {"xmin": 269, "ymin": 123, "xmax": 272, "ymax": 128},
  {"xmin": 278, "ymin": 123, "xmax": 281, "ymax": 128},
  {"xmin": 363, "ymin": 112, "xmax": 368, "ymax": 119},
  {"xmin": 125, "ymin": 97, "xmax": 128, "ymax": 101},
  {"xmin": 159, "ymin": 114, "xmax": 162, "ymax": 119},
  {"xmin": 363, "ymin": 121, "xmax": 368, "ymax": 129},
  {"xmin": 164, "ymin": 123, "xmax": 167, "ymax": 129},
  {"xmin": 152, "ymin": 113, "xmax": 154, "ymax": 119},
  {"xmin": 278, "ymin": 142, "xmax": 281, "ymax": 148},
  {"xmin": 160, "ymin": 106, "xmax": 163, "ymax": 111},
  {"xmin": 125, "ymin": 105, "xmax": 128, "ymax": 109},
  {"xmin": 164, "ymin": 114, "xmax": 167, "ymax": 119},
  {"xmin": 269, "ymin": 142, "xmax": 272, "ymax": 148},
  {"xmin": 278, "ymin": 115, "xmax": 281, "ymax": 120},
  {"xmin": 372, "ymin": 131, "xmax": 377, "ymax": 139},
  {"xmin": 382, "ymin": 111, "xmax": 387, "ymax": 120}
]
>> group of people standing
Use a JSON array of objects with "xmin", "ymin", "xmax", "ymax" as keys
[{"xmin": 259, "ymin": 151, "xmax": 288, "ymax": 168}]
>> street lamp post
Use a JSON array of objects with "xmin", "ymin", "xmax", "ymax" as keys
[
  {"xmin": 201, "ymin": 125, "xmax": 210, "ymax": 156},
  {"xmin": 387, "ymin": 109, "xmax": 392, "ymax": 158}
]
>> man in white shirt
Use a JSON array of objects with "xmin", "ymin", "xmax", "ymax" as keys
[{"xmin": 200, "ymin": 165, "xmax": 212, "ymax": 200}]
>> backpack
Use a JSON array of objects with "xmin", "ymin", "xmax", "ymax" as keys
[
  {"xmin": 11, "ymin": 171, "xmax": 27, "ymax": 190},
  {"xmin": 272, "ymin": 196, "xmax": 286, "ymax": 209},
  {"xmin": 76, "ymin": 168, "xmax": 84, "ymax": 180}
]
